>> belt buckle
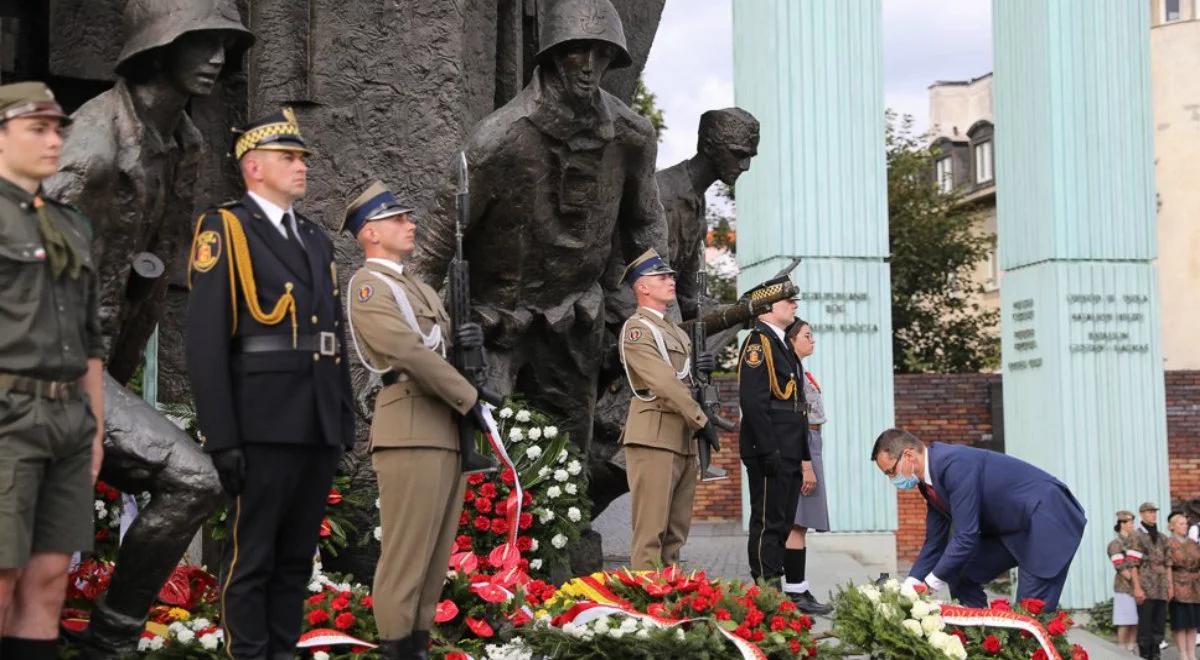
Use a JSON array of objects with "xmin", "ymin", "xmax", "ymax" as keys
[
  {"xmin": 48, "ymin": 381, "xmax": 67, "ymax": 398},
  {"xmin": 319, "ymin": 331, "xmax": 337, "ymax": 356}
]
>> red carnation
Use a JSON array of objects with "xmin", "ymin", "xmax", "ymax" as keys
[
  {"xmin": 769, "ymin": 615, "xmax": 785, "ymax": 631},
  {"xmin": 434, "ymin": 599, "xmax": 459, "ymax": 623},
  {"xmin": 1019, "ymin": 598, "xmax": 1046, "ymax": 614},
  {"xmin": 516, "ymin": 535, "xmax": 532, "ymax": 551},
  {"xmin": 777, "ymin": 599, "xmax": 797, "ymax": 613},
  {"xmin": 473, "ymin": 516, "xmax": 490, "ymax": 531},
  {"xmin": 318, "ymin": 518, "xmax": 332, "ymax": 538},
  {"xmin": 463, "ymin": 489, "xmax": 476, "ymax": 502},
  {"xmin": 523, "ymin": 491, "xmax": 532, "ymax": 505},
  {"xmin": 459, "ymin": 510, "xmax": 470, "ymax": 526},
  {"xmin": 734, "ymin": 624, "xmax": 752, "ymax": 640},
  {"xmin": 331, "ymin": 596, "xmax": 349, "ymax": 612},
  {"xmin": 447, "ymin": 654, "xmax": 468, "ymax": 660},
  {"xmin": 456, "ymin": 535, "xmax": 473, "ymax": 551},
  {"xmin": 326, "ymin": 488, "xmax": 342, "ymax": 505},
  {"xmin": 480, "ymin": 483, "xmax": 498, "ymax": 498},
  {"xmin": 490, "ymin": 517, "xmax": 508, "ymax": 535},
  {"xmin": 714, "ymin": 608, "xmax": 731, "ymax": 621},
  {"xmin": 362, "ymin": 595, "xmax": 373, "ymax": 608},
  {"xmin": 745, "ymin": 585, "xmax": 761, "ymax": 598},
  {"xmin": 465, "ymin": 616, "xmax": 494, "ymax": 638},
  {"xmin": 1032, "ymin": 650, "xmax": 1049, "ymax": 660},
  {"xmin": 1048, "ymin": 617, "xmax": 1067, "ymax": 636},
  {"xmin": 519, "ymin": 512, "xmax": 533, "ymax": 530},
  {"xmin": 1071, "ymin": 644, "xmax": 1089, "ymax": 660},
  {"xmin": 501, "ymin": 468, "xmax": 515, "ymax": 485},
  {"xmin": 334, "ymin": 612, "xmax": 356, "ymax": 630},
  {"xmin": 95, "ymin": 528, "xmax": 109, "ymax": 541},
  {"xmin": 307, "ymin": 609, "xmax": 329, "ymax": 625},
  {"xmin": 751, "ymin": 629, "xmax": 764, "ymax": 642},
  {"xmin": 789, "ymin": 639, "xmax": 802, "ymax": 654},
  {"xmin": 744, "ymin": 607, "xmax": 765, "ymax": 627},
  {"xmin": 989, "ymin": 598, "xmax": 1012, "ymax": 610},
  {"xmin": 468, "ymin": 474, "xmax": 485, "ymax": 486},
  {"xmin": 474, "ymin": 498, "xmax": 493, "ymax": 513},
  {"xmin": 691, "ymin": 596, "xmax": 710, "ymax": 612},
  {"xmin": 307, "ymin": 593, "xmax": 326, "ymax": 605},
  {"xmin": 982, "ymin": 634, "xmax": 1002, "ymax": 654}
]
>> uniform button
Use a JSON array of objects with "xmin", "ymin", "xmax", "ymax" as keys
[
  {"xmin": 335, "ymin": 357, "xmax": 341, "ymax": 365},
  {"xmin": 311, "ymin": 315, "xmax": 319, "ymax": 324},
  {"xmin": 19, "ymin": 202, "xmax": 28, "ymax": 210},
  {"xmin": 332, "ymin": 289, "xmax": 339, "ymax": 297},
  {"xmin": 312, "ymin": 353, "xmax": 320, "ymax": 361}
]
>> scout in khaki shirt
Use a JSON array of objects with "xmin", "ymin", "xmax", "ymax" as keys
[
  {"xmin": 0, "ymin": 82, "xmax": 105, "ymax": 660},
  {"xmin": 343, "ymin": 181, "xmax": 486, "ymax": 660},
  {"xmin": 618, "ymin": 249, "xmax": 718, "ymax": 570}
]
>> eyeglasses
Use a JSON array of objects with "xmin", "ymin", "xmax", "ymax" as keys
[{"xmin": 884, "ymin": 452, "xmax": 904, "ymax": 478}]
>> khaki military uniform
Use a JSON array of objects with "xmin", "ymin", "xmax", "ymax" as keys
[
  {"xmin": 1108, "ymin": 535, "xmax": 1138, "ymax": 594},
  {"xmin": 348, "ymin": 259, "xmax": 476, "ymax": 639},
  {"xmin": 0, "ymin": 177, "xmax": 103, "ymax": 569},
  {"xmin": 1131, "ymin": 530, "xmax": 1171, "ymax": 600},
  {"xmin": 619, "ymin": 306, "xmax": 706, "ymax": 569},
  {"xmin": 1169, "ymin": 536, "xmax": 1200, "ymax": 604}
]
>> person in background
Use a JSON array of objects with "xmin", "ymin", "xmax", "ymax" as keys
[
  {"xmin": 779, "ymin": 319, "xmax": 830, "ymax": 615},
  {"xmin": 1168, "ymin": 510, "xmax": 1200, "ymax": 660},
  {"xmin": 1108, "ymin": 510, "xmax": 1141, "ymax": 652},
  {"xmin": 1133, "ymin": 502, "xmax": 1171, "ymax": 660},
  {"xmin": 1185, "ymin": 498, "xmax": 1200, "ymax": 544}
]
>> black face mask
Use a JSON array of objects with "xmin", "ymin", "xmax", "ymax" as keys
[{"xmin": 1144, "ymin": 521, "xmax": 1160, "ymax": 545}]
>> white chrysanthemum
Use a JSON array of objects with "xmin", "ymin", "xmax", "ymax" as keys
[
  {"xmin": 920, "ymin": 614, "xmax": 944, "ymax": 634},
  {"xmin": 529, "ymin": 558, "xmax": 542, "ymax": 570},
  {"xmin": 307, "ymin": 580, "xmax": 322, "ymax": 592},
  {"xmin": 636, "ymin": 627, "xmax": 650, "ymax": 639},
  {"xmin": 567, "ymin": 460, "xmax": 582, "ymax": 475},
  {"xmin": 551, "ymin": 533, "xmax": 567, "ymax": 549},
  {"xmin": 95, "ymin": 503, "xmax": 107, "ymax": 519},
  {"xmin": 565, "ymin": 483, "xmax": 577, "ymax": 495},
  {"xmin": 900, "ymin": 618, "xmax": 924, "ymax": 637},
  {"xmin": 515, "ymin": 409, "xmax": 531, "ymax": 422},
  {"xmin": 675, "ymin": 628, "xmax": 685, "ymax": 641},
  {"xmin": 176, "ymin": 628, "xmax": 196, "ymax": 644},
  {"xmin": 499, "ymin": 407, "xmax": 514, "ymax": 419},
  {"xmin": 509, "ymin": 427, "xmax": 524, "ymax": 441},
  {"xmin": 528, "ymin": 427, "xmax": 542, "ymax": 440},
  {"xmin": 374, "ymin": 497, "xmax": 381, "ymax": 509},
  {"xmin": 537, "ymin": 509, "xmax": 554, "ymax": 523},
  {"xmin": 554, "ymin": 469, "xmax": 569, "ymax": 482},
  {"xmin": 557, "ymin": 449, "xmax": 568, "ymax": 463},
  {"xmin": 525, "ymin": 446, "xmax": 542, "ymax": 460},
  {"xmin": 137, "ymin": 637, "xmax": 153, "ymax": 652},
  {"xmin": 608, "ymin": 627, "xmax": 625, "ymax": 638},
  {"xmin": 567, "ymin": 507, "xmax": 582, "ymax": 522},
  {"xmin": 148, "ymin": 636, "xmax": 165, "ymax": 651},
  {"xmin": 374, "ymin": 526, "xmax": 383, "ymax": 541},
  {"xmin": 199, "ymin": 633, "xmax": 219, "ymax": 650},
  {"xmin": 314, "ymin": 652, "xmax": 331, "ymax": 660},
  {"xmin": 188, "ymin": 618, "xmax": 211, "ymax": 631},
  {"xmin": 530, "ymin": 538, "xmax": 539, "ymax": 551},
  {"xmin": 592, "ymin": 617, "xmax": 610, "ymax": 634},
  {"xmin": 619, "ymin": 617, "xmax": 638, "ymax": 633},
  {"xmin": 538, "ymin": 466, "xmax": 551, "ymax": 478},
  {"xmin": 546, "ymin": 486, "xmax": 562, "ymax": 499},
  {"xmin": 544, "ymin": 426, "xmax": 558, "ymax": 438}
]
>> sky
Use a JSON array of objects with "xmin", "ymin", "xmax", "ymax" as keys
[{"xmin": 641, "ymin": 0, "xmax": 994, "ymax": 169}]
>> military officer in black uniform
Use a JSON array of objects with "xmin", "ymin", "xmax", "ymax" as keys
[
  {"xmin": 736, "ymin": 278, "xmax": 819, "ymax": 609},
  {"xmin": 185, "ymin": 108, "xmax": 354, "ymax": 660}
]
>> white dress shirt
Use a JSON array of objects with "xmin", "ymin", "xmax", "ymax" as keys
[
  {"xmin": 367, "ymin": 257, "xmax": 404, "ymax": 278},
  {"xmin": 247, "ymin": 190, "xmax": 303, "ymax": 247}
]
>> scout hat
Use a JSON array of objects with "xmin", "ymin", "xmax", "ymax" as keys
[
  {"xmin": 232, "ymin": 107, "xmax": 310, "ymax": 160},
  {"xmin": 1139, "ymin": 502, "xmax": 1159, "ymax": 513},
  {"xmin": 622, "ymin": 248, "xmax": 674, "ymax": 285},
  {"xmin": 1115, "ymin": 510, "xmax": 1134, "ymax": 522},
  {"xmin": 341, "ymin": 181, "xmax": 415, "ymax": 235},
  {"xmin": 744, "ymin": 276, "xmax": 801, "ymax": 304},
  {"xmin": 0, "ymin": 82, "xmax": 71, "ymax": 126}
]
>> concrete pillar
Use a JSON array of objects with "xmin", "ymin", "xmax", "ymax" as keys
[
  {"xmin": 732, "ymin": 0, "xmax": 896, "ymax": 561},
  {"xmin": 993, "ymin": 0, "xmax": 1169, "ymax": 608}
]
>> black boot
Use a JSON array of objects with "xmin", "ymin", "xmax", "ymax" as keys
[
  {"xmin": 411, "ymin": 630, "xmax": 431, "ymax": 660},
  {"xmin": 376, "ymin": 637, "xmax": 412, "ymax": 660},
  {"xmin": 789, "ymin": 589, "xmax": 833, "ymax": 616}
]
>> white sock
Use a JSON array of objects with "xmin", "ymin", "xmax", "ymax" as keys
[{"xmin": 782, "ymin": 580, "xmax": 809, "ymax": 594}]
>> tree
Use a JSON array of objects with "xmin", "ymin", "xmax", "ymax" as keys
[
  {"xmin": 886, "ymin": 110, "xmax": 999, "ymax": 373},
  {"xmin": 631, "ymin": 77, "xmax": 666, "ymax": 141}
]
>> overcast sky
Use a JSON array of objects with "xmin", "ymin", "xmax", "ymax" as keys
[{"xmin": 642, "ymin": 0, "xmax": 994, "ymax": 168}]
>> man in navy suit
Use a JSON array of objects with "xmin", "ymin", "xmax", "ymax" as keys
[{"xmin": 871, "ymin": 429, "xmax": 1087, "ymax": 610}]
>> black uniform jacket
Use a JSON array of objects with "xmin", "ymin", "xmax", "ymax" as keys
[
  {"xmin": 185, "ymin": 195, "xmax": 354, "ymax": 453},
  {"xmin": 736, "ymin": 321, "xmax": 810, "ymax": 462}
]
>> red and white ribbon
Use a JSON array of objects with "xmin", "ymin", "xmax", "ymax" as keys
[
  {"xmin": 558, "ymin": 602, "xmax": 767, "ymax": 660},
  {"xmin": 476, "ymin": 405, "xmax": 524, "ymax": 566},
  {"xmin": 938, "ymin": 605, "xmax": 1062, "ymax": 660},
  {"xmin": 296, "ymin": 628, "xmax": 377, "ymax": 650}
]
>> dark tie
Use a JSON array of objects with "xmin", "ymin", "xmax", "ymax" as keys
[
  {"xmin": 283, "ymin": 212, "xmax": 302, "ymax": 246},
  {"xmin": 922, "ymin": 483, "xmax": 949, "ymax": 514}
]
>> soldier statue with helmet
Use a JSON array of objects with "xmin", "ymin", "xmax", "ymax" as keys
[
  {"xmin": 410, "ymin": 0, "xmax": 668, "ymax": 460},
  {"xmin": 43, "ymin": 1, "xmax": 255, "ymax": 656}
]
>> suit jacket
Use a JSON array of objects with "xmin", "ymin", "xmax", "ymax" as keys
[
  {"xmin": 910, "ymin": 443, "xmax": 1087, "ymax": 582},
  {"xmin": 736, "ymin": 321, "xmax": 810, "ymax": 461},
  {"xmin": 347, "ymin": 261, "xmax": 476, "ymax": 451},
  {"xmin": 185, "ymin": 195, "xmax": 355, "ymax": 452},
  {"xmin": 619, "ymin": 306, "xmax": 707, "ymax": 455}
]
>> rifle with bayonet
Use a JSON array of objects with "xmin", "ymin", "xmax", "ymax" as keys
[
  {"xmin": 691, "ymin": 271, "xmax": 736, "ymax": 481},
  {"xmin": 451, "ymin": 151, "xmax": 500, "ymax": 474}
]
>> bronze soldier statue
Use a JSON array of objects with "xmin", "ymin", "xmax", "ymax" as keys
[
  {"xmin": 410, "ymin": 0, "xmax": 667, "ymax": 455},
  {"xmin": 43, "ymin": 1, "xmax": 254, "ymax": 655}
]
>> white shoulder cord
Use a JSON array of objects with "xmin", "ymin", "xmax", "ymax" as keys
[
  {"xmin": 618, "ymin": 317, "xmax": 692, "ymax": 403},
  {"xmin": 346, "ymin": 272, "xmax": 446, "ymax": 375}
]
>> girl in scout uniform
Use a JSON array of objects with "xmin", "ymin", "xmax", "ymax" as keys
[
  {"xmin": 1108, "ymin": 510, "xmax": 1140, "ymax": 651},
  {"xmin": 1168, "ymin": 510, "xmax": 1200, "ymax": 659}
]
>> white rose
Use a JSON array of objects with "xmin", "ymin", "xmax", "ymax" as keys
[
  {"xmin": 593, "ymin": 617, "xmax": 610, "ymax": 634},
  {"xmin": 921, "ymin": 614, "xmax": 944, "ymax": 634},
  {"xmin": 374, "ymin": 526, "xmax": 383, "ymax": 541},
  {"xmin": 525, "ymin": 446, "xmax": 542, "ymax": 460},
  {"xmin": 529, "ymin": 558, "xmax": 543, "ymax": 570},
  {"xmin": 96, "ymin": 505, "xmax": 107, "ymax": 519},
  {"xmin": 856, "ymin": 585, "xmax": 880, "ymax": 603},
  {"xmin": 551, "ymin": 533, "xmax": 567, "ymax": 549},
  {"xmin": 509, "ymin": 427, "xmax": 525, "ymax": 441},
  {"xmin": 148, "ymin": 636, "xmax": 165, "ymax": 650},
  {"xmin": 499, "ymin": 407, "xmax": 514, "ymax": 419},
  {"xmin": 877, "ymin": 603, "xmax": 898, "ymax": 619},
  {"xmin": 554, "ymin": 469, "xmax": 569, "ymax": 482},
  {"xmin": 176, "ymin": 628, "xmax": 196, "ymax": 644},
  {"xmin": 567, "ymin": 507, "xmax": 582, "ymax": 522},
  {"xmin": 900, "ymin": 582, "xmax": 920, "ymax": 602},
  {"xmin": 942, "ymin": 634, "xmax": 967, "ymax": 660},
  {"xmin": 515, "ymin": 409, "xmax": 531, "ymax": 422},
  {"xmin": 900, "ymin": 619, "xmax": 924, "ymax": 637},
  {"xmin": 199, "ymin": 633, "xmax": 219, "ymax": 650},
  {"xmin": 557, "ymin": 449, "xmax": 568, "ymax": 463},
  {"xmin": 910, "ymin": 599, "xmax": 934, "ymax": 619},
  {"xmin": 528, "ymin": 427, "xmax": 542, "ymax": 440},
  {"xmin": 314, "ymin": 652, "xmax": 331, "ymax": 660},
  {"xmin": 567, "ymin": 460, "xmax": 582, "ymax": 475},
  {"xmin": 883, "ymin": 578, "xmax": 900, "ymax": 592},
  {"xmin": 546, "ymin": 486, "xmax": 562, "ymax": 499},
  {"xmin": 565, "ymin": 483, "xmax": 577, "ymax": 495},
  {"xmin": 544, "ymin": 426, "xmax": 558, "ymax": 438},
  {"xmin": 531, "ymin": 538, "xmax": 540, "ymax": 551},
  {"xmin": 168, "ymin": 622, "xmax": 186, "ymax": 635}
]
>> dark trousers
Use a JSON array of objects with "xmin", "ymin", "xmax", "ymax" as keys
[
  {"xmin": 1137, "ymin": 598, "xmax": 1167, "ymax": 659},
  {"xmin": 944, "ymin": 536, "xmax": 1071, "ymax": 611},
  {"xmin": 221, "ymin": 444, "xmax": 341, "ymax": 659},
  {"xmin": 744, "ymin": 456, "xmax": 800, "ymax": 581}
]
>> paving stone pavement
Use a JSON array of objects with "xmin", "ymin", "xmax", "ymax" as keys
[{"xmin": 592, "ymin": 494, "xmax": 1169, "ymax": 658}]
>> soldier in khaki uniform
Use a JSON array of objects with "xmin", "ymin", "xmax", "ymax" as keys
[
  {"xmin": 343, "ymin": 181, "xmax": 485, "ymax": 660},
  {"xmin": 618, "ymin": 249, "xmax": 717, "ymax": 570},
  {"xmin": 0, "ymin": 82, "xmax": 104, "ymax": 660},
  {"xmin": 1132, "ymin": 502, "xmax": 1172, "ymax": 659}
]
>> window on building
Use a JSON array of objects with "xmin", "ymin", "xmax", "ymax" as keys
[
  {"xmin": 1165, "ymin": 0, "xmax": 1181, "ymax": 21},
  {"xmin": 935, "ymin": 157, "xmax": 954, "ymax": 193},
  {"xmin": 974, "ymin": 140, "xmax": 994, "ymax": 184}
]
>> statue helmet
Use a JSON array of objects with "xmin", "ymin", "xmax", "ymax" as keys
[
  {"xmin": 536, "ymin": 0, "xmax": 632, "ymax": 70},
  {"xmin": 116, "ymin": 0, "xmax": 255, "ymax": 77}
]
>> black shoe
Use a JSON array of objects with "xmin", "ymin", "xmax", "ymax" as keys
[
  {"xmin": 789, "ymin": 590, "xmax": 833, "ymax": 615},
  {"xmin": 411, "ymin": 630, "xmax": 431, "ymax": 660},
  {"xmin": 376, "ymin": 637, "xmax": 412, "ymax": 660}
]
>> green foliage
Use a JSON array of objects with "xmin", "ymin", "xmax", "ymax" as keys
[
  {"xmin": 1085, "ymin": 598, "xmax": 1116, "ymax": 638},
  {"xmin": 631, "ymin": 78, "xmax": 667, "ymax": 141},
  {"xmin": 886, "ymin": 110, "xmax": 999, "ymax": 373}
]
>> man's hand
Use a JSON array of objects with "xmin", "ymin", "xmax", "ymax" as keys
[
  {"xmin": 695, "ymin": 351, "xmax": 716, "ymax": 375},
  {"xmin": 801, "ymin": 460, "xmax": 817, "ymax": 496},
  {"xmin": 454, "ymin": 322, "xmax": 484, "ymax": 350},
  {"xmin": 924, "ymin": 573, "xmax": 947, "ymax": 593},
  {"xmin": 1134, "ymin": 586, "xmax": 1146, "ymax": 605},
  {"xmin": 210, "ymin": 448, "xmax": 247, "ymax": 497},
  {"xmin": 759, "ymin": 450, "xmax": 781, "ymax": 479},
  {"xmin": 697, "ymin": 422, "xmax": 720, "ymax": 452},
  {"xmin": 91, "ymin": 428, "xmax": 104, "ymax": 485}
]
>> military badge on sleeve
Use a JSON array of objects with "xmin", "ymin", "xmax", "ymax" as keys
[
  {"xmin": 744, "ymin": 343, "xmax": 764, "ymax": 368},
  {"xmin": 192, "ymin": 231, "xmax": 221, "ymax": 272},
  {"xmin": 627, "ymin": 327, "xmax": 642, "ymax": 342},
  {"xmin": 357, "ymin": 283, "xmax": 374, "ymax": 302}
]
